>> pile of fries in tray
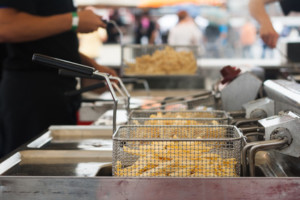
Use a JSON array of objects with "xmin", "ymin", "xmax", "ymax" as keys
[
  {"xmin": 124, "ymin": 46, "xmax": 197, "ymax": 75},
  {"xmin": 113, "ymin": 126, "xmax": 239, "ymax": 177}
]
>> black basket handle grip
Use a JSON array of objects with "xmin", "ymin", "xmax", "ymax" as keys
[{"xmin": 32, "ymin": 53, "xmax": 95, "ymax": 76}]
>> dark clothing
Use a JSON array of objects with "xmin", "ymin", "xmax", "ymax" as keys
[
  {"xmin": 280, "ymin": 0, "xmax": 300, "ymax": 15},
  {"xmin": 134, "ymin": 17, "xmax": 155, "ymax": 44},
  {"xmin": 0, "ymin": 0, "xmax": 81, "ymax": 71},
  {"xmin": 0, "ymin": 43, "xmax": 7, "ymax": 80},
  {"xmin": 0, "ymin": 0, "xmax": 81, "ymax": 157},
  {"xmin": 105, "ymin": 23, "xmax": 120, "ymax": 43},
  {"xmin": 204, "ymin": 24, "xmax": 220, "ymax": 43},
  {"xmin": 105, "ymin": 18, "xmax": 123, "ymax": 44}
]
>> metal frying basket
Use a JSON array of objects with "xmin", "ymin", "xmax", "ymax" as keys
[
  {"xmin": 128, "ymin": 118, "xmax": 226, "ymax": 126},
  {"xmin": 128, "ymin": 110, "xmax": 230, "ymax": 125},
  {"xmin": 113, "ymin": 125, "xmax": 243, "ymax": 177}
]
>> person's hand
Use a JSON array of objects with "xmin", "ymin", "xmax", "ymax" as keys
[
  {"xmin": 94, "ymin": 64, "xmax": 118, "ymax": 77},
  {"xmin": 77, "ymin": 10, "xmax": 106, "ymax": 33},
  {"xmin": 260, "ymin": 23, "xmax": 279, "ymax": 48}
]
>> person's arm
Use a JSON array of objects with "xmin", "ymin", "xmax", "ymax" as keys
[
  {"xmin": 0, "ymin": 8, "xmax": 106, "ymax": 43},
  {"xmin": 79, "ymin": 53, "xmax": 118, "ymax": 94},
  {"xmin": 79, "ymin": 53, "xmax": 117, "ymax": 77},
  {"xmin": 249, "ymin": 0, "xmax": 279, "ymax": 48}
]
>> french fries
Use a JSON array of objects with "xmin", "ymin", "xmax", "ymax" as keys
[
  {"xmin": 124, "ymin": 46, "xmax": 197, "ymax": 75},
  {"xmin": 115, "ymin": 136, "xmax": 238, "ymax": 177},
  {"xmin": 149, "ymin": 112, "xmax": 217, "ymax": 119}
]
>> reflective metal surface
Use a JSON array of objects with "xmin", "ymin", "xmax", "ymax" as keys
[
  {"xmin": 0, "ymin": 150, "xmax": 112, "ymax": 176},
  {"xmin": 221, "ymin": 72, "xmax": 262, "ymax": 111},
  {"xmin": 1, "ymin": 176, "xmax": 300, "ymax": 200},
  {"xmin": 242, "ymin": 97, "xmax": 275, "ymax": 119},
  {"xmin": 259, "ymin": 112, "xmax": 300, "ymax": 157},
  {"xmin": 264, "ymin": 80, "xmax": 300, "ymax": 114},
  {"xmin": 255, "ymin": 150, "xmax": 300, "ymax": 177},
  {"xmin": 27, "ymin": 126, "xmax": 113, "ymax": 150}
]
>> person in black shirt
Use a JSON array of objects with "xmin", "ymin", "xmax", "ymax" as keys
[
  {"xmin": 0, "ymin": 43, "xmax": 7, "ymax": 81},
  {"xmin": 0, "ymin": 0, "xmax": 117, "ymax": 157},
  {"xmin": 134, "ymin": 11, "xmax": 156, "ymax": 44},
  {"xmin": 249, "ymin": 0, "xmax": 300, "ymax": 48}
]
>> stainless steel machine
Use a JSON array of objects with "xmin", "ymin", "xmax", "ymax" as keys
[{"xmin": 1, "ymin": 54, "xmax": 300, "ymax": 200}]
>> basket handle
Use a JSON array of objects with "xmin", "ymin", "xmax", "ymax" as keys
[{"xmin": 32, "ymin": 54, "xmax": 95, "ymax": 76}]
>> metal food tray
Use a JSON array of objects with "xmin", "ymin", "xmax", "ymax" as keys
[
  {"xmin": 128, "ymin": 110, "xmax": 230, "ymax": 124},
  {"xmin": 112, "ymin": 125, "xmax": 243, "ymax": 177},
  {"xmin": 0, "ymin": 150, "xmax": 112, "ymax": 176},
  {"xmin": 27, "ymin": 126, "xmax": 112, "ymax": 150},
  {"xmin": 121, "ymin": 44, "xmax": 200, "ymax": 77}
]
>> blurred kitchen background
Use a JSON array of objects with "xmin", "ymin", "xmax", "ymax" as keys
[{"xmin": 74, "ymin": 0, "xmax": 300, "ymax": 89}]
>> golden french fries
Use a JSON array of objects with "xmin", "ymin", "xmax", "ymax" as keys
[
  {"xmin": 115, "ymin": 137, "xmax": 238, "ymax": 177},
  {"xmin": 124, "ymin": 46, "xmax": 197, "ymax": 75},
  {"xmin": 115, "ymin": 112, "xmax": 237, "ymax": 178}
]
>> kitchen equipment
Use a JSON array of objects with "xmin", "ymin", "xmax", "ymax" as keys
[
  {"xmin": 220, "ymin": 72, "xmax": 262, "ymax": 111},
  {"xmin": 129, "ymin": 117, "xmax": 225, "ymax": 126},
  {"xmin": 112, "ymin": 125, "xmax": 244, "ymax": 177},
  {"xmin": 128, "ymin": 110, "xmax": 230, "ymax": 125},
  {"xmin": 129, "ymin": 110, "xmax": 228, "ymax": 119},
  {"xmin": 121, "ymin": 44, "xmax": 200, "ymax": 77},
  {"xmin": 0, "ymin": 150, "xmax": 111, "ymax": 176},
  {"xmin": 264, "ymin": 79, "xmax": 300, "ymax": 114},
  {"xmin": 242, "ymin": 111, "xmax": 300, "ymax": 176},
  {"xmin": 242, "ymin": 97, "xmax": 275, "ymax": 119},
  {"xmin": 0, "ymin": 52, "xmax": 294, "ymax": 200},
  {"xmin": 32, "ymin": 54, "xmax": 119, "ymax": 133},
  {"xmin": 26, "ymin": 126, "xmax": 112, "ymax": 150},
  {"xmin": 259, "ymin": 111, "xmax": 300, "ymax": 157},
  {"xmin": 134, "ymin": 91, "xmax": 215, "ymax": 110}
]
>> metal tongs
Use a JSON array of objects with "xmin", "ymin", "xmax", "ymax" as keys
[{"xmin": 32, "ymin": 53, "xmax": 120, "ymax": 133}]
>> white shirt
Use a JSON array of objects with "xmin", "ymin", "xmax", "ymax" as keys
[{"xmin": 168, "ymin": 21, "xmax": 202, "ymax": 46}]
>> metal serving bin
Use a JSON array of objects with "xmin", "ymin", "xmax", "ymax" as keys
[
  {"xmin": 112, "ymin": 125, "xmax": 243, "ymax": 177},
  {"xmin": 128, "ymin": 110, "xmax": 230, "ymax": 124},
  {"xmin": 121, "ymin": 44, "xmax": 200, "ymax": 77}
]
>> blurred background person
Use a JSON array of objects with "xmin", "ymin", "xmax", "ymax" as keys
[
  {"xmin": 168, "ymin": 10, "xmax": 202, "ymax": 46},
  {"xmin": 204, "ymin": 23, "xmax": 221, "ymax": 58},
  {"xmin": 249, "ymin": 0, "xmax": 300, "ymax": 48},
  {"xmin": 240, "ymin": 18, "xmax": 257, "ymax": 58},
  {"xmin": 105, "ymin": 9, "xmax": 125, "ymax": 44},
  {"xmin": 134, "ymin": 11, "xmax": 156, "ymax": 44}
]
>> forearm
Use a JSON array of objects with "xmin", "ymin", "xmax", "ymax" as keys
[
  {"xmin": 0, "ymin": 8, "xmax": 72, "ymax": 43},
  {"xmin": 79, "ymin": 52, "xmax": 98, "ymax": 67},
  {"xmin": 80, "ymin": 53, "xmax": 118, "ymax": 76},
  {"xmin": 249, "ymin": 0, "xmax": 278, "ymax": 26}
]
